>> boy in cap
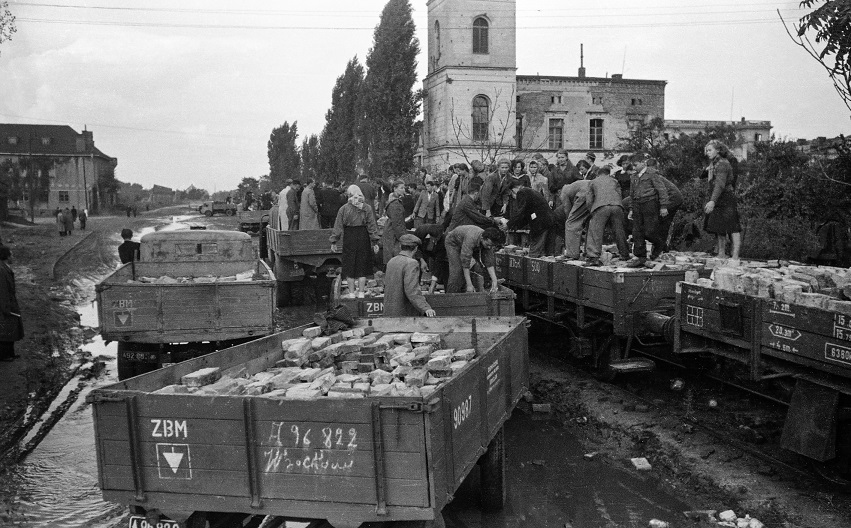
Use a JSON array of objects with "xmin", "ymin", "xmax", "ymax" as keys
[{"xmin": 383, "ymin": 234, "xmax": 436, "ymax": 317}]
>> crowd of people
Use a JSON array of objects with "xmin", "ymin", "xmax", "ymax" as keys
[
  {"xmin": 55, "ymin": 205, "xmax": 87, "ymax": 236},
  {"xmin": 252, "ymin": 140, "xmax": 742, "ymax": 317}
]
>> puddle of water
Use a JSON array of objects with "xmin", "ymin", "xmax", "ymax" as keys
[{"xmin": 443, "ymin": 410, "xmax": 691, "ymax": 528}]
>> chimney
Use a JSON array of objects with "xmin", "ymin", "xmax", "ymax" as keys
[
  {"xmin": 82, "ymin": 130, "xmax": 94, "ymax": 151},
  {"xmin": 611, "ymin": 74, "xmax": 623, "ymax": 80},
  {"xmin": 578, "ymin": 44, "xmax": 586, "ymax": 78}
]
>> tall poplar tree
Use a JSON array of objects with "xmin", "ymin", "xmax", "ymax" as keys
[
  {"xmin": 300, "ymin": 134, "xmax": 321, "ymax": 181},
  {"xmin": 267, "ymin": 121, "xmax": 300, "ymax": 192},
  {"xmin": 362, "ymin": 0, "xmax": 420, "ymax": 178},
  {"xmin": 319, "ymin": 56, "xmax": 366, "ymax": 183}
]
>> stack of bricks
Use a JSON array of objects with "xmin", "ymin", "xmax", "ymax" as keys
[{"xmin": 151, "ymin": 326, "xmax": 479, "ymax": 399}]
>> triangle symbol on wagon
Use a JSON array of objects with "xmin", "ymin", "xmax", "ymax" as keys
[
  {"xmin": 163, "ymin": 451, "xmax": 184, "ymax": 473},
  {"xmin": 118, "ymin": 314, "xmax": 129, "ymax": 325}
]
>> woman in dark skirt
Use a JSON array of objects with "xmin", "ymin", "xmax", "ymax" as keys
[
  {"xmin": 330, "ymin": 185, "xmax": 379, "ymax": 299},
  {"xmin": 703, "ymin": 139, "xmax": 742, "ymax": 259}
]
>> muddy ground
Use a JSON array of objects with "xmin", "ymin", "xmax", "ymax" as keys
[{"xmin": 1, "ymin": 207, "xmax": 849, "ymax": 527}]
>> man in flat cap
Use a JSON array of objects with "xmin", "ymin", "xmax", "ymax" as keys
[{"xmin": 383, "ymin": 234, "xmax": 436, "ymax": 317}]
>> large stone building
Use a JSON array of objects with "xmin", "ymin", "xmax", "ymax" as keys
[
  {"xmin": 421, "ymin": 0, "xmax": 667, "ymax": 169},
  {"xmin": 664, "ymin": 118, "xmax": 772, "ymax": 160},
  {"xmin": 420, "ymin": 0, "xmax": 769, "ymax": 170},
  {"xmin": 0, "ymin": 124, "xmax": 116, "ymax": 214}
]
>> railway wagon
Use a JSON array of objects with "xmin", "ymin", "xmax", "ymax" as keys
[
  {"xmin": 498, "ymin": 251, "xmax": 702, "ymax": 375},
  {"xmin": 96, "ymin": 230, "xmax": 276, "ymax": 380},
  {"xmin": 674, "ymin": 281, "xmax": 851, "ymax": 471},
  {"xmin": 88, "ymin": 316, "xmax": 529, "ymax": 528},
  {"xmin": 266, "ymin": 227, "xmax": 342, "ymax": 307}
]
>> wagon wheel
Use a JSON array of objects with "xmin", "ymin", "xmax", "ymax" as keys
[
  {"xmin": 225, "ymin": 208, "xmax": 234, "ymax": 216},
  {"xmin": 204, "ymin": 210, "xmax": 213, "ymax": 217},
  {"xmin": 479, "ymin": 425, "xmax": 506, "ymax": 511}
]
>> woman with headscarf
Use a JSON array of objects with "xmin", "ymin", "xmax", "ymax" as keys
[
  {"xmin": 330, "ymin": 185, "xmax": 379, "ymax": 299},
  {"xmin": 703, "ymin": 139, "xmax": 742, "ymax": 260}
]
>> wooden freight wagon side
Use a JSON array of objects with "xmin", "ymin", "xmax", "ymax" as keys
[
  {"xmin": 267, "ymin": 228, "xmax": 342, "ymax": 258},
  {"xmin": 90, "ymin": 317, "xmax": 528, "ymax": 527},
  {"xmin": 96, "ymin": 260, "xmax": 275, "ymax": 343},
  {"xmin": 338, "ymin": 286, "xmax": 515, "ymax": 318},
  {"xmin": 674, "ymin": 282, "xmax": 761, "ymax": 378},
  {"xmin": 760, "ymin": 300, "xmax": 851, "ymax": 378}
]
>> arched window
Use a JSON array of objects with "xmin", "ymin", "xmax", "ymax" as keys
[
  {"xmin": 472, "ymin": 95, "xmax": 489, "ymax": 141},
  {"xmin": 473, "ymin": 17, "xmax": 489, "ymax": 54}
]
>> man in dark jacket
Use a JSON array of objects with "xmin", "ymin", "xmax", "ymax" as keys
[
  {"xmin": 447, "ymin": 183, "xmax": 500, "ymax": 233},
  {"xmin": 627, "ymin": 160, "xmax": 669, "ymax": 266},
  {"xmin": 549, "ymin": 149, "xmax": 580, "ymax": 210},
  {"xmin": 286, "ymin": 180, "xmax": 302, "ymax": 230},
  {"xmin": 356, "ymin": 176, "xmax": 376, "ymax": 213},
  {"xmin": 506, "ymin": 179, "xmax": 556, "ymax": 257},
  {"xmin": 318, "ymin": 183, "xmax": 344, "ymax": 229},
  {"xmin": 384, "ymin": 234, "xmax": 436, "ymax": 318},
  {"xmin": 0, "ymin": 245, "xmax": 23, "ymax": 361},
  {"xmin": 382, "ymin": 180, "xmax": 407, "ymax": 265},
  {"xmin": 118, "ymin": 228, "xmax": 141, "ymax": 264}
]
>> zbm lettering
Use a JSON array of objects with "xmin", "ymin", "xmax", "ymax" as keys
[{"xmin": 151, "ymin": 419, "xmax": 188, "ymax": 439}]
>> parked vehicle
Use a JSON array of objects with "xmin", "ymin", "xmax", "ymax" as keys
[
  {"xmin": 198, "ymin": 201, "xmax": 237, "ymax": 217},
  {"xmin": 95, "ymin": 230, "xmax": 275, "ymax": 380},
  {"xmin": 265, "ymin": 227, "xmax": 342, "ymax": 307},
  {"xmin": 87, "ymin": 316, "xmax": 529, "ymax": 527},
  {"xmin": 237, "ymin": 209, "xmax": 270, "ymax": 235}
]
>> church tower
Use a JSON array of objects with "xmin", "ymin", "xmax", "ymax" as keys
[{"xmin": 422, "ymin": 0, "xmax": 517, "ymax": 169}]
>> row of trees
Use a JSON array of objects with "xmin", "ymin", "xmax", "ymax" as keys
[{"xmin": 266, "ymin": 0, "xmax": 420, "ymax": 192}]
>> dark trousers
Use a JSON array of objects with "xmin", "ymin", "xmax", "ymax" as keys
[
  {"xmin": 587, "ymin": 205, "xmax": 629, "ymax": 259},
  {"xmin": 320, "ymin": 215, "xmax": 335, "ymax": 229},
  {"xmin": 657, "ymin": 205, "xmax": 679, "ymax": 253},
  {"xmin": 528, "ymin": 229, "xmax": 549, "ymax": 258},
  {"xmin": 632, "ymin": 199, "xmax": 664, "ymax": 258}
]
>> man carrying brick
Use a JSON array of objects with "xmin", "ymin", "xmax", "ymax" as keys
[
  {"xmin": 627, "ymin": 159, "xmax": 670, "ymax": 267},
  {"xmin": 445, "ymin": 225, "xmax": 505, "ymax": 293},
  {"xmin": 384, "ymin": 234, "xmax": 436, "ymax": 318}
]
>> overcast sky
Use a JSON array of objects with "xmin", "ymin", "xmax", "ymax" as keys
[{"xmin": 1, "ymin": 0, "xmax": 848, "ymax": 191}]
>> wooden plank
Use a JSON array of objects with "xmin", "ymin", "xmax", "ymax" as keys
[
  {"xmin": 621, "ymin": 274, "xmax": 682, "ymax": 311},
  {"xmin": 580, "ymin": 283, "xmax": 615, "ymax": 311},
  {"xmin": 103, "ymin": 490, "xmax": 435, "ymax": 524},
  {"xmin": 679, "ymin": 305, "xmax": 754, "ymax": 341},
  {"xmin": 761, "ymin": 323, "xmax": 851, "ymax": 376},
  {"xmin": 552, "ymin": 262, "xmax": 580, "ymax": 300},
  {"xmin": 101, "ymin": 441, "xmax": 424, "ymax": 481},
  {"xmin": 506, "ymin": 255, "xmax": 526, "ymax": 284},
  {"xmin": 679, "ymin": 324, "xmax": 752, "ymax": 351},
  {"xmin": 763, "ymin": 299, "xmax": 851, "ymax": 339},
  {"xmin": 526, "ymin": 258, "xmax": 552, "ymax": 291}
]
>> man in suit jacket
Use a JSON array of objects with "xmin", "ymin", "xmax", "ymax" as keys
[{"xmin": 412, "ymin": 180, "xmax": 440, "ymax": 227}]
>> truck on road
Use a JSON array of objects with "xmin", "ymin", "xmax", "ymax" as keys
[
  {"xmin": 88, "ymin": 316, "xmax": 529, "ymax": 528},
  {"xmin": 198, "ymin": 201, "xmax": 237, "ymax": 217},
  {"xmin": 95, "ymin": 230, "xmax": 276, "ymax": 380}
]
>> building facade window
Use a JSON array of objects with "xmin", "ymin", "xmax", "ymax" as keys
[
  {"xmin": 631, "ymin": 98, "xmax": 643, "ymax": 106},
  {"xmin": 589, "ymin": 118, "xmax": 604, "ymax": 149},
  {"xmin": 58, "ymin": 191, "xmax": 70, "ymax": 202},
  {"xmin": 434, "ymin": 20, "xmax": 440, "ymax": 63},
  {"xmin": 548, "ymin": 119, "xmax": 564, "ymax": 150},
  {"xmin": 754, "ymin": 133, "xmax": 763, "ymax": 142},
  {"xmin": 592, "ymin": 95, "xmax": 603, "ymax": 105},
  {"xmin": 41, "ymin": 137, "xmax": 52, "ymax": 146},
  {"xmin": 7, "ymin": 136, "xmax": 18, "ymax": 145},
  {"xmin": 516, "ymin": 116, "xmax": 523, "ymax": 148},
  {"xmin": 472, "ymin": 95, "xmax": 489, "ymax": 141},
  {"xmin": 550, "ymin": 95, "xmax": 562, "ymax": 104},
  {"xmin": 472, "ymin": 17, "xmax": 488, "ymax": 54}
]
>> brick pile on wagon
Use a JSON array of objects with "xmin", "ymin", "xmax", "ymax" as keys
[{"xmin": 152, "ymin": 326, "xmax": 477, "ymax": 399}]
